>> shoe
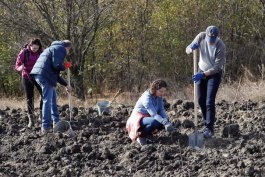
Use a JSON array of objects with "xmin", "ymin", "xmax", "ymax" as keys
[
  {"xmin": 27, "ymin": 114, "xmax": 34, "ymax": 128},
  {"xmin": 136, "ymin": 137, "xmax": 147, "ymax": 146},
  {"xmin": 53, "ymin": 122, "xmax": 57, "ymax": 128},
  {"xmin": 202, "ymin": 128, "xmax": 213, "ymax": 139}
]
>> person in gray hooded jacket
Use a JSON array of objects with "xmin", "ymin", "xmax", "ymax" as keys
[
  {"xmin": 30, "ymin": 40, "xmax": 72, "ymax": 134},
  {"xmin": 186, "ymin": 26, "xmax": 226, "ymax": 138}
]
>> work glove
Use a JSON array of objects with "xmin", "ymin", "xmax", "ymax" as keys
[
  {"xmin": 64, "ymin": 61, "xmax": 72, "ymax": 69},
  {"xmin": 192, "ymin": 71, "xmax": 204, "ymax": 83},
  {"xmin": 191, "ymin": 43, "xmax": 199, "ymax": 50},
  {"xmin": 165, "ymin": 123, "xmax": 175, "ymax": 133},
  {"xmin": 186, "ymin": 43, "xmax": 199, "ymax": 54},
  {"xmin": 154, "ymin": 114, "xmax": 169, "ymax": 125}
]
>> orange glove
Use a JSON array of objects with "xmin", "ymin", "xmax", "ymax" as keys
[{"xmin": 64, "ymin": 61, "xmax": 72, "ymax": 69}]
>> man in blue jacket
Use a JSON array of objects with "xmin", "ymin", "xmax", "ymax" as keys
[{"xmin": 31, "ymin": 40, "xmax": 72, "ymax": 134}]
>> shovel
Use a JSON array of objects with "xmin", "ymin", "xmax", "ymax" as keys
[
  {"xmin": 54, "ymin": 67, "xmax": 76, "ymax": 139},
  {"xmin": 188, "ymin": 49, "xmax": 204, "ymax": 149}
]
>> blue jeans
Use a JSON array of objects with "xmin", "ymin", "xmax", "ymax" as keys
[
  {"xmin": 34, "ymin": 75, "xmax": 59, "ymax": 129},
  {"xmin": 198, "ymin": 72, "xmax": 222, "ymax": 132},
  {"xmin": 139, "ymin": 117, "xmax": 163, "ymax": 137}
]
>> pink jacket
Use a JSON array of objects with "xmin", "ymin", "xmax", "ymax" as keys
[
  {"xmin": 126, "ymin": 111, "xmax": 150, "ymax": 142},
  {"xmin": 15, "ymin": 47, "xmax": 42, "ymax": 79}
]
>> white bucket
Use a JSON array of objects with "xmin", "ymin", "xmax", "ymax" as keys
[{"xmin": 96, "ymin": 101, "xmax": 111, "ymax": 116}]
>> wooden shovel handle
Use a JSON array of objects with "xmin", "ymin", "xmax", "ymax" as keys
[{"xmin": 193, "ymin": 49, "xmax": 199, "ymax": 130}]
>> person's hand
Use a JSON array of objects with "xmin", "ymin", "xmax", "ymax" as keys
[
  {"xmin": 64, "ymin": 61, "xmax": 72, "ymax": 69},
  {"xmin": 17, "ymin": 64, "xmax": 25, "ymax": 71},
  {"xmin": 186, "ymin": 43, "xmax": 199, "ymax": 54},
  {"xmin": 66, "ymin": 85, "xmax": 72, "ymax": 93},
  {"xmin": 154, "ymin": 115, "xmax": 169, "ymax": 125},
  {"xmin": 165, "ymin": 123, "xmax": 175, "ymax": 133},
  {"xmin": 192, "ymin": 72, "xmax": 204, "ymax": 83},
  {"xmin": 186, "ymin": 47, "xmax": 192, "ymax": 54},
  {"xmin": 191, "ymin": 43, "xmax": 199, "ymax": 50}
]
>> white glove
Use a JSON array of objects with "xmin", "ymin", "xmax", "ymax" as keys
[
  {"xmin": 154, "ymin": 114, "xmax": 169, "ymax": 125},
  {"xmin": 17, "ymin": 64, "xmax": 24, "ymax": 71},
  {"xmin": 186, "ymin": 47, "xmax": 192, "ymax": 54}
]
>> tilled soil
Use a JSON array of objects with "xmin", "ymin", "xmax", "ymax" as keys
[{"xmin": 1, "ymin": 99, "xmax": 265, "ymax": 177}]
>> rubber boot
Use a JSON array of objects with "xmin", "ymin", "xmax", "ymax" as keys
[{"xmin": 28, "ymin": 114, "xmax": 34, "ymax": 128}]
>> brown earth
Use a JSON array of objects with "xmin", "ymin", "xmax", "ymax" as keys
[{"xmin": 0, "ymin": 99, "xmax": 265, "ymax": 176}]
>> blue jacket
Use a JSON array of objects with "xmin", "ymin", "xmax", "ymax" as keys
[
  {"xmin": 133, "ymin": 90, "xmax": 167, "ymax": 118},
  {"xmin": 30, "ymin": 41, "xmax": 67, "ymax": 87}
]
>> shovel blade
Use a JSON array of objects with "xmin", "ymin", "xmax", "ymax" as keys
[
  {"xmin": 54, "ymin": 120, "xmax": 76, "ymax": 138},
  {"xmin": 188, "ymin": 132, "xmax": 204, "ymax": 149}
]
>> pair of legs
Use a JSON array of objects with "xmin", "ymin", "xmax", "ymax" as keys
[
  {"xmin": 197, "ymin": 72, "xmax": 222, "ymax": 133},
  {"xmin": 34, "ymin": 75, "xmax": 60, "ymax": 129},
  {"xmin": 139, "ymin": 117, "xmax": 163, "ymax": 137},
  {"xmin": 22, "ymin": 77, "xmax": 42, "ymax": 116}
]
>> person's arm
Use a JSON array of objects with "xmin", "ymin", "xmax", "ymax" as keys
[
  {"xmin": 157, "ymin": 97, "xmax": 175, "ymax": 132},
  {"xmin": 15, "ymin": 50, "xmax": 25, "ymax": 71},
  {"xmin": 186, "ymin": 32, "xmax": 205, "ymax": 54},
  {"xmin": 57, "ymin": 76, "xmax": 67, "ymax": 86},
  {"xmin": 58, "ymin": 76, "xmax": 72, "ymax": 93},
  {"xmin": 141, "ymin": 93, "xmax": 171, "ymax": 126},
  {"xmin": 51, "ymin": 48, "xmax": 66, "ymax": 71},
  {"xmin": 204, "ymin": 41, "xmax": 226, "ymax": 76}
]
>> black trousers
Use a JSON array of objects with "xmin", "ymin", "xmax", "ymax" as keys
[{"xmin": 22, "ymin": 77, "xmax": 43, "ymax": 115}]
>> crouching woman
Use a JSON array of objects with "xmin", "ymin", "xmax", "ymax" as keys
[{"xmin": 126, "ymin": 79, "xmax": 175, "ymax": 146}]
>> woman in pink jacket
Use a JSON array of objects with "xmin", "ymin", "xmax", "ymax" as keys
[{"xmin": 15, "ymin": 38, "xmax": 43, "ymax": 128}]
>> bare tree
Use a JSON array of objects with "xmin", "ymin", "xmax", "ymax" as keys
[{"xmin": 0, "ymin": 0, "xmax": 112, "ymax": 99}]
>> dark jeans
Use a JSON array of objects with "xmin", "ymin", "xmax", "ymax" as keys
[
  {"xmin": 139, "ymin": 117, "xmax": 163, "ymax": 137},
  {"xmin": 22, "ymin": 77, "xmax": 43, "ymax": 115},
  {"xmin": 197, "ymin": 72, "xmax": 222, "ymax": 132}
]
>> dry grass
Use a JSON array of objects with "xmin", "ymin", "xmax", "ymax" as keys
[
  {"xmin": 0, "ymin": 97, "xmax": 26, "ymax": 109},
  {"xmin": 217, "ymin": 80, "xmax": 265, "ymax": 102},
  {"xmin": 1, "ymin": 80, "xmax": 265, "ymax": 110}
]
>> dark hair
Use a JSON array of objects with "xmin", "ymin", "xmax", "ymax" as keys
[
  {"xmin": 28, "ymin": 38, "xmax": 42, "ymax": 52},
  {"xmin": 150, "ymin": 79, "xmax": 167, "ymax": 95}
]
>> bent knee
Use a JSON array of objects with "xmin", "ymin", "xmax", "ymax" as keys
[{"xmin": 151, "ymin": 119, "xmax": 163, "ymax": 128}]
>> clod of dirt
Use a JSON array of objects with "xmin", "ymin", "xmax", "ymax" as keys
[
  {"xmin": 81, "ymin": 143, "xmax": 92, "ymax": 153},
  {"xmin": 182, "ymin": 100, "xmax": 194, "ymax": 110},
  {"xmin": 163, "ymin": 98, "xmax": 170, "ymax": 111},
  {"xmin": 171, "ymin": 99, "xmax": 183, "ymax": 109},
  {"xmin": 182, "ymin": 119, "xmax": 194, "ymax": 128},
  {"xmin": 222, "ymin": 124, "xmax": 240, "ymax": 137}
]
